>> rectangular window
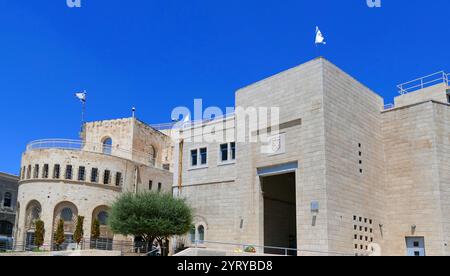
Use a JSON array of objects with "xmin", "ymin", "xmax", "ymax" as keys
[
  {"xmin": 78, "ymin": 166, "xmax": 86, "ymax": 181},
  {"xmin": 220, "ymin": 144, "xmax": 228, "ymax": 162},
  {"xmin": 163, "ymin": 164, "xmax": 170, "ymax": 171},
  {"xmin": 27, "ymin": 165, "xmax": 32, "ymax": 179},
  {"xmin": 34, "ymin": 164, "xmax": 39, "ymax": 179},
  {"xmin": 149, "ymin": 180, "xmax": 153, "ymax": 190},
  {"xmin": 191, "ymin": 149, "xmax": 198, "ymax": 166},
  {"xmin": 53, "ymin": 164, "xmax": 60, "ymax": 179},
  {"xmin": 230, "ymin": 142, "xmax": 236, "ymax": 160},
  {"xmin": 115, "ymin": 172, "xmax": 122, "ymax": 187},
  {"xmin": 42, "ymin": 164, "xmax": 49, "ymax": 179},
  {"xmin": 91, "ymin": 168, "xmax": 98, "ymax": 183},
  {"xmin": 65, "ymin": 165, "xmax": 73, "ymax": 180},
  {"xmin": 200, "ymin": 148, "xmax": 207, "ymax": 165},
  {"xmin": 103, "ymin": 170, "xmax": 111, "ymax": 185},
  {"xmin": 158, "ymin": 183, "xmax": 162, "ymax": 192}
]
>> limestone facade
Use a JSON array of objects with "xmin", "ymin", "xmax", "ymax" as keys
[
  {"xmin": 16, "ymin": 118, "xmax": 173, "ymax": 250},
  {"xmin": 0, "ymin": 172, "xmax": 19, "ymax": 238},
  {"xmin": 173, "ymin": 58, "xmax": 450, "ymax": 256}
]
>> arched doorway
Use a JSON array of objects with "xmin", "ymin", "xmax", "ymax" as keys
[
  {"xmin": 52, "ymin": 202, "xmax": 78, "ymax": 251},
  {"xmin": 91, "ymin": 206, "xmax": 113, "ymax": 250},
  {"xmin": 24, "ymin": 200, "xmax": 42, "ymax": 251}
]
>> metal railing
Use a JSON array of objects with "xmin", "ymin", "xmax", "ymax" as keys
[
  {"xmin": 26, "ymin": 139, "xmax": 162, "ymax": 169},
  {"xmin": 397, "ymin": 71, "xmax": 449, "ymax": 95},
  {"xmin": 192, "ymin": 240, "xmax": 351, "ymax": 256},
  {"xmin": 150, "ymin": 112, "xmax": 235, "ymax": 131},
  {"xmin": 383, "ymin": 103, "xmax": 395, "ymax": 110},
  {"xmin": 4, "ymin": 239, "xmax": 163, "ymax": 256}
]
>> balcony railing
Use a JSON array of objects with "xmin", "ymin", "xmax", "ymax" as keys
[
  {"xmin": 26, "ymin": 139, "xmax": 159, "ymax": 169},
  {"xmin": 397, "ymin": 71, "xmax": 449, "ymax": 95},
  {"xmin": 150, "ymin": 112, "xmax": 235, "ymax": 131}
]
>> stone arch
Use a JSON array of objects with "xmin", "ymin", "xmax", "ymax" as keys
[
  {"xmin": 91, "ymin": 205, "xmax": 113, "ymax": 250},
  {"xmin": 149, "ymin": 145, "xmax": 157, "ymax": 166},
  {"xmin": 52, "ymin": 201, "xmax": 78, "ymax": 250},
  {"xmin": 25, "ymin": 200, "xmax": 42, "ymax": 231}
]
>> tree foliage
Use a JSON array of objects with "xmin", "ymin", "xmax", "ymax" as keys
[
  {"xmin": 91, "ymin": 219, "xmax": 100, "ymax": 240},
  {"xmin": 73, "ymin": 216, "xmax": 84, "ymax": 245},
  {"xmin": 54, "ymin": 219, "xmax": 65, "ymax": 250},
  {"xmin": 34, "ymin": 220, "xmax": 45, "ymax": 250},
  {"xmin": 109, "ymin": 192, "xmax": 193, "ymax": 254}
]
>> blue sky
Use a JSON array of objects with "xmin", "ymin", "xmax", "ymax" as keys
[{"xmin": 0, "ymin": 0, "xmax": 449, "ymax": 175}]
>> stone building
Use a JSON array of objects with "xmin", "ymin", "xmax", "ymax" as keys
[
  {"xmin": 0, "ymin": 172, "xmax": 19, "ymax": 239},
  {"xmin": 15, "ymin": 57, "xmax": 450, "ymax": 256},
  {"xmin": 16, "ymin": 118, "xmax": 173, "ymax": 251},
  {"xmin": 172, "ymin": 57, "xmax": 450, "ymax": 256}
]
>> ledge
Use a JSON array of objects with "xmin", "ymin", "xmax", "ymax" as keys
[{"xmin": 18, "ymin": 179, "xmax": 123, "ymax": 192}]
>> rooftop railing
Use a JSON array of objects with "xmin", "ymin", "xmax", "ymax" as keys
[
  {"xmin": 26, "ymin": 139, "xmax": 160, "ymax": 169},
  {"xmin": 150, "ymin": 112, "xmax": 235, "ymax": 131},
  {"xmin": 397, "ymin": 71, "xmax": 449, "ymax": 95}
]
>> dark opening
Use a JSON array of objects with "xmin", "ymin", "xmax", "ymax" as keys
[{"xmin": 261, "ymin": 172, "xmax": 297, "ymax": 256}]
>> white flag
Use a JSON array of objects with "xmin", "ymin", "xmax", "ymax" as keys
[
  {"xmin": 183, "ymin": 114, "xmax": 191, "ymax": 123},
  {"xmin": 75, "ymin": 91, "xmax": 86, "ymax": 103},
  {"xmin": 315, "ymin": 26, "xmax": 326, "ymax": 45}
]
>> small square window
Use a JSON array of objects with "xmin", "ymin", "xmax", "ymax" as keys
[
  {"xmin": 369, "ymin": 219, "xmax": 373, "ymax": 224},
  {"xmin": 354, "ymin": 235, "xmax": 358, "ymax": 239},
  {"xmin": 413, "ymin": 241, "xmax": 420, "ymax": 248},
  {"xmin": 353, "ymin": 216, "xmax": 357, "ymax": 221}
]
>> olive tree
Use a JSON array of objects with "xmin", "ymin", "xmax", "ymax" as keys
[{"xmin": 109, "ymin": 192, "xmax": 193, "ymax": 256}]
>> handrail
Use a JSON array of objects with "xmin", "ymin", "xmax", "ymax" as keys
[
  {"xmin": 25, "ymin": 139, "xmax": 161, "ymax": 169},
  {"xmin": 397, "ymin": 71, "xmax": 448, "ymax": 95},
  {"xmin": 193, "ymin": 240, "xmax": 351, "ymax": 256},
  {"xmin": 150, "ymin": 112, "xmax": 235, "ymax": 131}
]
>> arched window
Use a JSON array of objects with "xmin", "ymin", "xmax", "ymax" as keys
[
  {"xmin": 98, "ymin": 211, "xmax": 109, "ymax": 226},
  {"xmin": 3, "ymin": 193, "xmax": 12, "ymax": 208},
  {"xmin": 61, "ymin": 208, "xmax": 73, "ymax": 222},
  {"xmin": 149, "ymin": 146, "xmax": 157, "ymax": 166},
  {"xmin": 198, "ymin": 225, "xmax": 205, "ymax": 243},
  {"xmin": 189, "ymin": 226, "xmax": 196, "ymax": 243},
  {"xmin": 102, "ymin": 138, "xmax": 112, "ymax": 155}
]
